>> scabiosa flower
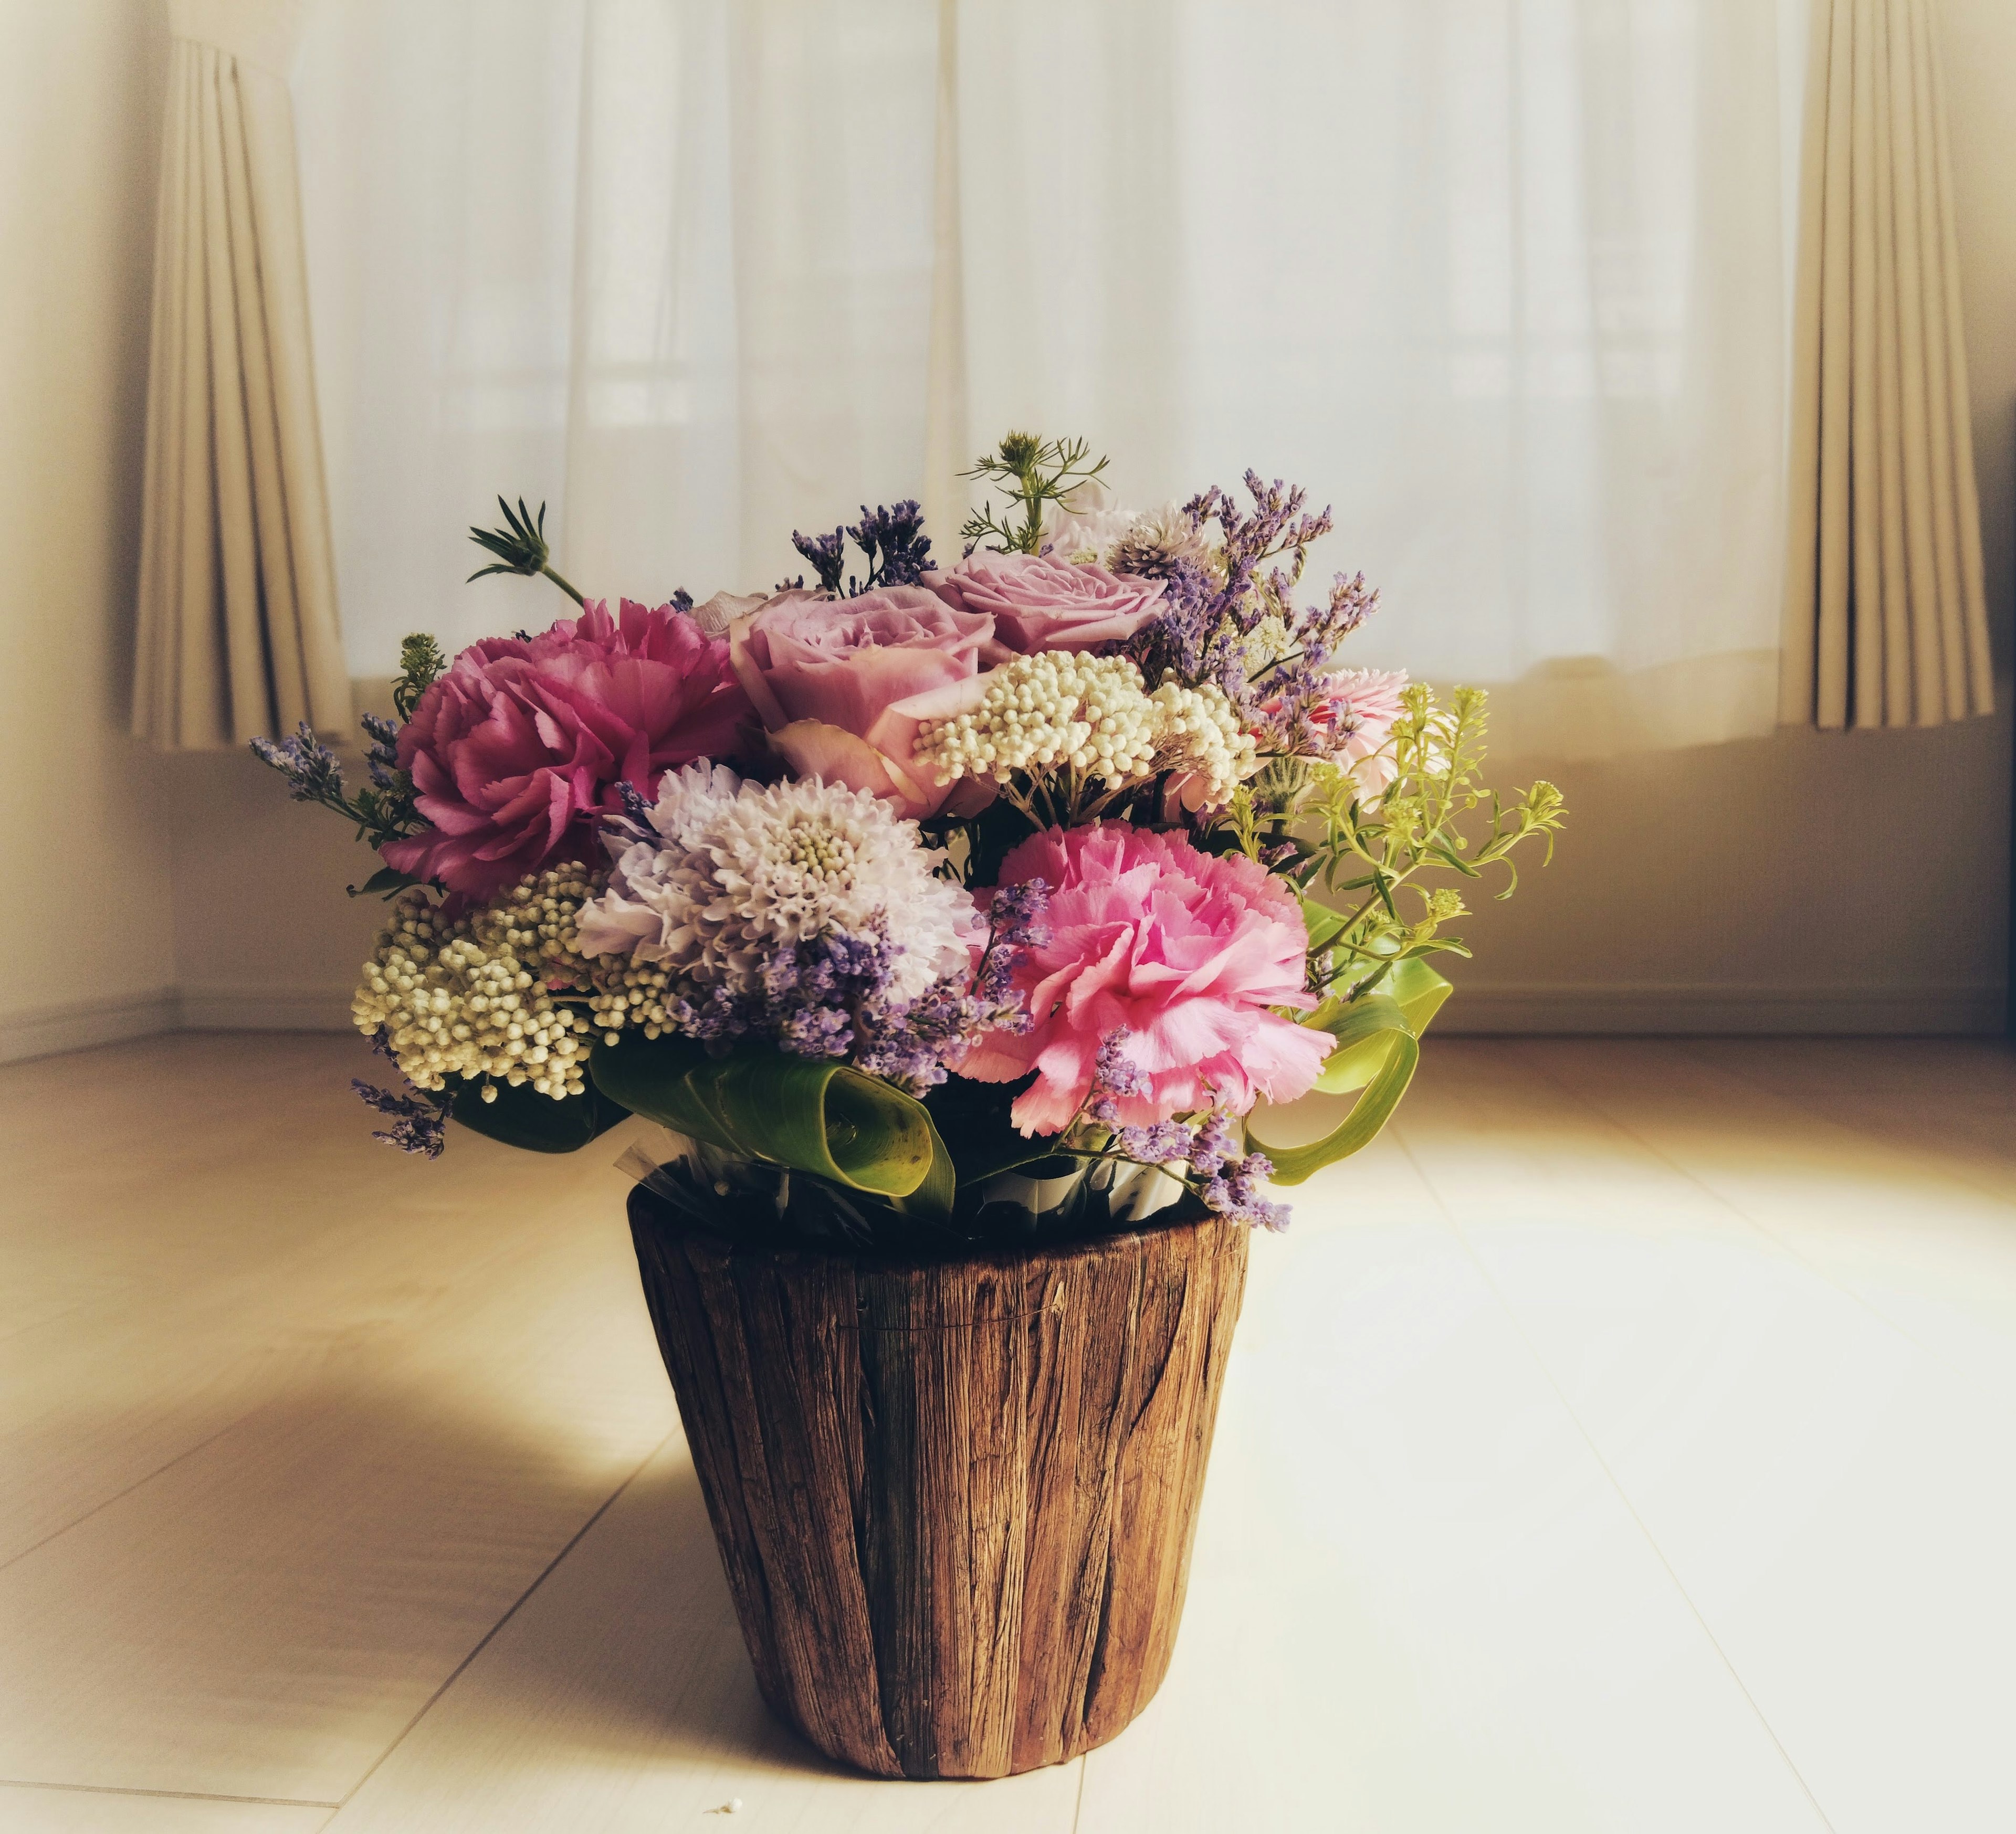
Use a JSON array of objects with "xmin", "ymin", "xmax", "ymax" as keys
[
  {"xmin": 1106, "ymin": 502, "xmax": 1218, "ymax": 579},
  {"xmin": 381, "ymin": 599, "xmax": 752, "ymax": 901},
  {"xmin": 575, "ymin": 764, "xmax": 981, "ymax": 1006},
  {"xmin": 958, "ymin": 823, "xmax": 1334, "ymax": 1135}
]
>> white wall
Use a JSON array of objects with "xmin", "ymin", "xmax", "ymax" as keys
[
  {"xmin": 8, "ymin": 0, "xmax": 2015, "ymax": 1059},
  {"xmin": 0, "ymin": 0, "xmax": 178, "ymax": 1061}
]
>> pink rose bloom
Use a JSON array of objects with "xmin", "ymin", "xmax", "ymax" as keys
[
  {"xmin": 728, "ymin": 586, "xmax": 997, "ymax": 817},
  {"xmin": 383, "ymin": 598, "xmax": 751, "ymax": 900},
  {"xmin": 959, "ymin": 824, "xmax": 1332, "ymax": 1135},
  {"xmin": 934, "ymin": 551, "xmax": 1165, "ymax": 654}
]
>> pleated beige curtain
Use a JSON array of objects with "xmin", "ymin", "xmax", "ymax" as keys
[
  {"xmin": 133, "ymin": 0, "xmax": 350, "ymax": 750},
  {"xmin": 1781, "ymin": 0, "xmax": 1993, "ymax": 730}
]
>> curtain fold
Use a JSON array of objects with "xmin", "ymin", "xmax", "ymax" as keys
[
  {"xmin": 294, "ymin": 0, "xmax": 1801, "ymax": 759},
  {"xmin": 1781, "ymin": 0, "xmax": 1992, "ymax": 730},
  {"xmin": 133, "ymin": 0, "xmax": 350, "ymax": 751}
]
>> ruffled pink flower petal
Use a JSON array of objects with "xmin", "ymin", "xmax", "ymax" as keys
[
  {"xmin": 965, "ymin": 821, "xmax": 1329, "ymax": 1136},
  {"xmin": 388, "ymin": 598, "xmax": 751, "ymax": 900}
]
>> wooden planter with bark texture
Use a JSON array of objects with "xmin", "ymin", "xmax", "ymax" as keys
[{"xmin": 626, "ymin": 1186, "xmax": 1250, "ymax": 1779}]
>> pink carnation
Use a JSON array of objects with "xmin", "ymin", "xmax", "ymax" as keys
[
  {"xmin": 1315, "ymin": 667, "xmax": 1408, "ymax": 801},
  {"xmin": 383, "ymin": 598, "xmax": 751, "ymax": 899},
  {"xmin": 933, "ymin": 551, "xmax": 1164, "ymax": 654},
  {"xmin": 959, "ymin": 824, "xmax": 1332, "ymax": 1135}
]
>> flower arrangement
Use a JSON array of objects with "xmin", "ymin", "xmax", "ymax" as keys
[{"xmin": 256, "ymin": 434, "xmax": 1563, "ymax": 1250}]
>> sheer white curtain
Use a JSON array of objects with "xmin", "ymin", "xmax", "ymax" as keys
[{"xmin": 296, "ymin": 0, "xmax": 1799, "ymax": 755}]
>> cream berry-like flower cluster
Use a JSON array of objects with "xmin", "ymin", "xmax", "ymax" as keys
[
  {"xmin": 911, "ymin": 651, "xmax": 1257, "ymax": 808},
  {"xmin": 352, "ymin": 872, "xmax": 598, "ymax": 1102}
]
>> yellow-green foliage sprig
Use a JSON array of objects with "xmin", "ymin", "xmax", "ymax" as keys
[{"xmin": 1292, "ymin": 684, "xmax": 1565, "ymax": 1003}]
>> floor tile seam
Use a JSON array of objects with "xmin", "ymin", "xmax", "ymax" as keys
[
  {"xmin": 1502, "ymin": 1041, "xmax": 1958, "ymax": 1375},
  {"xmin": 0, "ymin": 1408, "xmax": 257, "ymax": 1577},
  {"xmin": 1389, "ymin": 1122, "xmax": 1841, "ymax": 1834},
  {"xmin": 326, "ymin": 1426, "xmax": 678, "ymax": 1817},
  {"xmin": 0, "ymin": 1776, "xmax": 339, "ymax": 1808}
]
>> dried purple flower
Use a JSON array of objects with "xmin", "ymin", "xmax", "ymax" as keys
[{"xmin": 351, "ymin": 1077, "xmax": 448, "ymax": 1158}]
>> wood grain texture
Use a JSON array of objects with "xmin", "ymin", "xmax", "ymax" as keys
[{"xmin": 627, "ymin": 1190, "xmax": 1250, "ymax": 1779}]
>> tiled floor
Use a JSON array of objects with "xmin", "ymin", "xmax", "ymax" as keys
[{"xmin": 4, "ymin": 1031, "xmax": 2013, "ymax": 1831}]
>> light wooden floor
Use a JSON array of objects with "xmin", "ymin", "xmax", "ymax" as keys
[{"xmin": 5, "ymin": 1032, "xmax": 2015, "ymax": 1831}]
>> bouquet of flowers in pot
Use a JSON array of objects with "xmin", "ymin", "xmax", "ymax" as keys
[{"xmin": 256, "ymin": 434, "xmax": 1563, "ymax": 1251}]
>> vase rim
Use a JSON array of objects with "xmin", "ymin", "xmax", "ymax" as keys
[{"xmin": 626, "ymin": 1182, "xmax": 1245, "ymax": 1276}]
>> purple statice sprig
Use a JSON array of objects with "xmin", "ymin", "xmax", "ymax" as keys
[
  {"xmin": 358, "ymin": 712, "xmax": 402, "ymax": 791},
  {"xmin": 1106, "ymin": 1108, "xmax": 1289, "ymax": 1230},
  {"xmin": 845, "ymin": 500, "xmax": 933, "ymax": 592},
  {"xmin": 351, "ymin": 1076, "xmax": 450, "ymax": 1158},
  {"xmin": 790, "ymin": 526, "xmax": 848, "ymax": 594},
  {"xmin": 856, "ymin": 882, "xmax": 1051, "ymax": 1090},
  {"xmin": 609, "ymin": 779, "xmax": 662, "ymax": 848},
  {"xmin": 1122, "ymin": 471, "xmax": 1381, "ymax": 757},
  {"xmin": 1088, "ymin": 1027, "xmax": 1149, "ymax": 1126},
  {"xmin": 250, "ymin": 713, "xmax": 425, "ymax": 853},
  {"xmin": 789, "ymin": 501, "xmax": 936, "ymax": 599},
  {"xmin": 250, "ymin": 723, "xmax": 347, "ymax": 807}
]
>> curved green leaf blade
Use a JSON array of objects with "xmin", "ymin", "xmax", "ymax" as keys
[
  {"xmin": 1250, "ymin": 1023, "xmax": 1421, "ymax": 1186},
  {"xmin": 590, "ymin": 1034, "xmax": 953, "ymax": 1218},
  {"xmin": 449, "ymin": 1078, "xmax": 631, "ymax": 1154},
  {"xmin": 1310, "ymin": 959, "xmax": 1453, "ymax": 1094}
]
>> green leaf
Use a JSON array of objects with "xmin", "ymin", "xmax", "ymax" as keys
[
  {"xmin": 348, "ymin": 865, "xmax": 419, "ymax": 900},
  {"xmin": 449, "ymin": 1078, "xmax": 631, "ymax": 1154},
  {"xmin": 590, "ymin": 1034, "xmax": 953, "ymax": 1218},
  {"xmin": 1247, "ymin": 958, "xmax": 1454, "ymax": 1184},
  {"xmin": 1248, "ymin": 1020, "xmax": 1421, "ymax": 1186}
]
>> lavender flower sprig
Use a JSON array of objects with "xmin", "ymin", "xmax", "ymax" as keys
[
  {"xmin": 790, "ymin": 502, "xmax": 936, "ymax": 597},
  {"xmin": 352, "ymin": 1076, "xmax": 450, "ymax": 1157}
]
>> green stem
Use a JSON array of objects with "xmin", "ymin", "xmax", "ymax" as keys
[{"xmin": 541, "ymin": 564, "xmax": 586, "ymax": 607}]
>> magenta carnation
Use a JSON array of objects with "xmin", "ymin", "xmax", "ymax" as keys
[
  {"xmin": 958, "ymin": 823, "xmax": 1332, "ymax": 1135},
  {"xmin": 382, "ymin": 598, "xmax": 751, "ymax": 899}
]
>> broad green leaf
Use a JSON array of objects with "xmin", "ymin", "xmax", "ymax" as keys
[
  {"xmin": 450, "ymin": 1078, "xmax": 631, "ymax": 1154},
  {"xmin": 590, "ymin": 1034, "xmax": 953, "ymax": 1218},
  {"xmin": 1306, "ymin": 958, "xmax": 1452, "ymax": 1094},
  {"xmin": 1249, "ymin": 1020, "xmax": 1421, "ymax": 1185},
  {"xmin": 1250, "ymin": 962, "xmax": 1454, "ymax": 1183}
]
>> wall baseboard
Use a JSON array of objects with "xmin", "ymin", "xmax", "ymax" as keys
[
  {"xmin": 176, "ymin": 983, "xmax": 355, "ymax": 1032},
  {"xmin": 0, "ymin": 989, "xmax": 182, "ymax": 1065},
  {"xmin": 3, "ymin": 978, "xmax": 2003, "ymax": 1064},
  {"xmin": 1437, "ymin": 982, "xmax": 2006, "ymax": 1036}
]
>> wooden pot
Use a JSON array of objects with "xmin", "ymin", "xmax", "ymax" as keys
[{"xmin": 626, "ymin": 1186, "xmax": 1250, "ymax": 1779}]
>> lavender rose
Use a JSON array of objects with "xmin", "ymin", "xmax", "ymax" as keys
[
  {"xmin": 933, "ymin": 551, "xmax": 1166, "ymax": 655},
  {"xmin": 727, "ymin": 586, "xmax": 998, "ymax": 817}
]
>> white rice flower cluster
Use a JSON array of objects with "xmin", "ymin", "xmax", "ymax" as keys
[
  {"xmin": 574, "ymin": 764, "xmax": 978, "ymax": 1013},
  {"xmin": 912, "ymin": 651, "xmax": 1258, "ymax": 807},
  {"xmin": 581, "ymin": 954, "xmax": 678, "ymax": 1046},
  {"xmin": 1147, "ymin": 677, "xmax": 1262, "ymax": 806},
  {"xmin": 352, "ymin": 872, "xmax": 598, "ymax": 1102}
]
